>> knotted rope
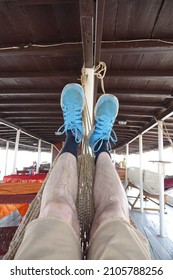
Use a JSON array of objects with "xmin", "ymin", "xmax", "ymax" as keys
[{"xmin": 94, "ymin": 61, "xmax": 107, "ymax": 94}]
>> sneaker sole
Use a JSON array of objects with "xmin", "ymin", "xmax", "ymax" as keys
[
  {"xmin": 60, "ymin": 83, "xmax": 85, "ymax": 110},
  {"xmin": 94, "ymin": 94, "xmax": 119, "ymax": 119}
]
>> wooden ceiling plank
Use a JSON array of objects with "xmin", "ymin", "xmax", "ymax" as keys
[{"xmin": 113, "ymin": 0, "xmax": 163, "ymax": 40}]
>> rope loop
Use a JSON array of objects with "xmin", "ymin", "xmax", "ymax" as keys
[{"xmin": 94, "ymin": 61, "xmax": 107, "ymax": 94}]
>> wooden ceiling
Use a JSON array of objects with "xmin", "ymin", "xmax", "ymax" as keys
[{"xmin": 0, "ymin": 0, "xmax": 173, "ymax": 154}]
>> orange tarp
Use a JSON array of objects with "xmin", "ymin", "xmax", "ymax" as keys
[
  {"xmin": 0, "ymin": 182, "xmax": 42, "ymax": 219},
  {"xmin": 0, "ymin": 204, "xmax": 29, "ymax": 219}
]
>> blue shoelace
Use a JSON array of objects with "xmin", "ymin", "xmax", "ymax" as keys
[
  {"xmin": 55, "ymin": 106, "xmax": 83, "ymax": 143},
  {"xmin": 92, "ymin": 115, "xmax": 118, "ymax": 152}
]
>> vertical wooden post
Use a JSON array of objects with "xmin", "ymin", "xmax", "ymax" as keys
[
  {"xmin": 139, "ymin": 134, "xmax": 144, "ymax": 212},
  {"xmin": 12, "ymin": 129, "xmax": 20, "ymax": 174},
  {"xmin": 158, "ymin": 120, "xmax": 165, "ymax": 237},
  {"xmin": 37, "ymin": 139, "xmax": 41, "ymax": 174},
  {"xmin": 4, "ymin": 141, "xmax": 9, "ymax": 176}
]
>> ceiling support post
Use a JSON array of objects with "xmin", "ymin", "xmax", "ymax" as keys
[
  {"xmin": 139, "ymin": 134, "xmax": 144, "ymax": 212},
  {"xmin": 37, "ymin": 139, "xmax": 42, "ymax": 174},
  {"xmin": 158, "ymin": 120, "xmax": 166, "ymax": 237},
  {"xmin": 4, "ymin": 141, "xmax": 9, "ymax": 176},
  {"xmin": 12, "ymin": 129, "xmax": 21, "ymax": 174},
  {"xmin": 125, "ymin": 143, "xmax": 129, "ymax": 187}
]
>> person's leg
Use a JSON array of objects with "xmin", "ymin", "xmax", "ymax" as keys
[
  {"xmin": 14, "ymin": 84, "xmax": 84, "ymax": 260},
  {"xmin": 88, "ymin": 94, "xmax": 151, "ymax": 259},
  {"xmin": 90, "ymin": 152, "xmax": 129, "ymax": 237},
  {"xmin": 39, "ymin": 152, "xmax": 80, "ymax": 236},
  {"xmin": 40, "ymin": 83, "xmax": 84, "ymax": 234},
  {"xmin": 88, "ymin": 94, "xmax": 128, "ymax": 237}
]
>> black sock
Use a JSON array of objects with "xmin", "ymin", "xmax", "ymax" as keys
[
  {"xmin": 60, "ymin": 130, "xmax": 80, "ymax": 159},
  {"xmin": 94, "ymin": 140, "xmax": 110, "ymax": 162}
]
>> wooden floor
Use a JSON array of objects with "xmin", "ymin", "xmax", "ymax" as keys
[{"xmin": 128, "ymin": 187, "xmax": 173, "ymax": 260}]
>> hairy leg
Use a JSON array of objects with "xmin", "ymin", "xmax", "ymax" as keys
[
  {"xmin": 90, "ymin": 152, "xmax": 129, "ymax": 237},
  {"xmin": 39, "ymin": 152, "xmax": 80, "ymax": 236}
]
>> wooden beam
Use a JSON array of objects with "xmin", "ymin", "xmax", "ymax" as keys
[
  {"xmin": 5, "ymin": 116, "xmax": 60, "ymax": 120},
  {"xmin": 101, "ymin": 40, "xmax": 173, "ymax": 54},
  {"xmin": 0, "ymin": 44, "xmax": 82, "ymax": 57},
  {"xmin": 0, "ymin": 70, "xmax": 173, "ymax": 80},
  {"xmin": 97, "ymin": 88, "xmax": 173, "ymax": 98},
  {"xmin": 0, "ymin": 88, "xmax": 171, "ymax": 98},
  {"xmin": 0, "ymin": 88, "xmax": 59, "ymax": 96},
  {"xmin": 119, "ymin": 111, "xmax": 155, "ymax": 117},
  {"xmin": 0, "ymin": 70, "xmax": 78, "ymax": 79},
  {"xmin": 2, "ymin": 0, "xmax": 78, "ymax": 5},
  {"xmin": 0, "ymin": 101, "xmax": 60, "ymax": 107},
  {"xmin": 79, "ymin": 0, "xmax": 94, "ymax": 67},
  {"xmin": 0, "ymin": 38, "xmax": 173, "ymax": 57},
  {"xmin": 120, "ymin": 101, "xmax": 164, "ymax": 108},
  {"xmin": 1, "ymin": 100, "xmax": 163, "ymax": 109},
  {"xmin": 1, "ymin": 39, "xmax": 173, "ymax": 57},
  {"xmin": 106, "ymin": 70, "xmax": 173, "ymax": 80}
]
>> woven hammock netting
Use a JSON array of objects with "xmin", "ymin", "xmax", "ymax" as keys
[{"xmin": 4, "ymin": 68, "xmax": 96, "ymax": 260}]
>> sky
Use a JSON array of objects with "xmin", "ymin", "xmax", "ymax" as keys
[
  {"xmin": 112, "ymin": 146, "xmax": 173, "ymax": 175},
  {"xmin": 0, "ymin": 149, "xmax": 51, "ymax": 180},
  {"xmin": 0, "ymin": 146, "xmax": 173, "ymax": 181}
]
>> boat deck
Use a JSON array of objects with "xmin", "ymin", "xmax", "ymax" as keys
[{"xmin": 130, "ymin": 204, "xmax": 173, "ymax": 260}]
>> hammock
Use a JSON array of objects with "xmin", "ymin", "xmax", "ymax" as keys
[{"xmin": 3, "ymin": 65, "xmax": 101, "ymax": 260}]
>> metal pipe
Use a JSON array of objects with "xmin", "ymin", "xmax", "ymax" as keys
[
  {"xmin": 12, "ymin": 129, "xmax": 21, "ymax": 174},
  {"xmin": 139, "ymin": 134, "xmax": 144, "ymax": 212},
  {"xmin": 158, "ymin": 120, "xmax": 165, "ymax": 237}
]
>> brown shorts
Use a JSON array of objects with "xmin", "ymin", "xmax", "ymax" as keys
[{"xmin": 14, "ymin": 217, "xmax": 151, "ymax": 260}]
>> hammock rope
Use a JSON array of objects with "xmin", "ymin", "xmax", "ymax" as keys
[{"xmin": 3, "ymin": 154, "xmax": 59, "ymax": 259}]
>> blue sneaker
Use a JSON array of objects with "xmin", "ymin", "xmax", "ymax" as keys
[
  {"xmin": 89, "ymin": 94, "xmax": 119, "ymax": 152},
  {"xmin": 55, "ymin": 83, "xmax": 84, "ymax": 143}
]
